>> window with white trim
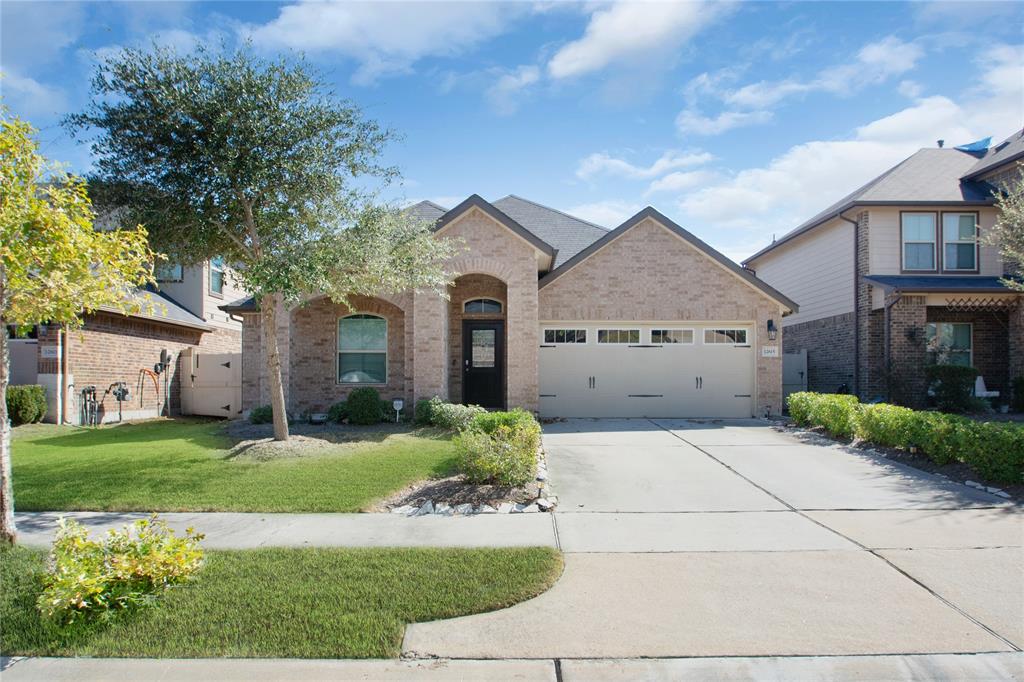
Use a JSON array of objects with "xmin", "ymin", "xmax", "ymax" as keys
[
  {"xmin": 651, "ymin": 329, "xmax": 693, "ymax": 345},
  {"xmin": 156, "ymin": 263, "xmax": 183, "ymax": 282},
  {"xmin": 942, "ymin": 213, "xmax": 978, "ymax": 271},
  {"xmin": 544, "ymin": 329, "xmax": 587, "ymax": 344},
  {"xmin": 338, "ymin": 314, "xmax": 387, "ymax": 383},
  {"xmin": 926, "ymin": 322, "xmax": 971, "ymax": 366},
  {"xmin": 597, "ymin": 329, "xmax": 640, "ymax": 344},
  {"xmin": 703, "ymin": 328, "xmax": 748, "ymax": 345},
  {"xmin": 209, "ymin": 257, "xmax": 226, "ymax": 295},
  {"xmin": 902, "ymin": 213, "xmax": 937, "ymax": 271},
  {"xmin": 464, "ymin": 298, "xmax": 502, "ymax": 314}
]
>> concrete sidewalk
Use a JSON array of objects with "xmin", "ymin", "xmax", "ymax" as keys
[
  {"xmin": 14, "ymin": 511, "xmax": 558, "ymax": 549},
  {"xmin": 3, "ymin": 654, "xmax": 1021, "ymax": 681}
]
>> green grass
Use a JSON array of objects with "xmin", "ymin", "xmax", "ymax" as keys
[
  {"xmin": 0, "ymin": 545, "xmax": 562, "ymax": 658},
  {"xmin": 12, "ymin": 419, "xmax": 457, "ymax": 512}
]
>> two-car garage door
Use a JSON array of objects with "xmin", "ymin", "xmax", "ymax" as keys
[{"xmin": 538, "ymin": 323, "xmax": 755, "ymax": 418}]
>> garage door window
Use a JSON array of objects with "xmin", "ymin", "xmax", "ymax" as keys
[
  {"xmin": 597, "ymin": 329, "xmax": 640, "ymax": 344},
  {"xmin": 651, "ymin": 329, "xmax": 693, "ymax": 345},
  {"xmin": 544, "ymin": 329, "xmax": 587, "ymax": 344},
  {"xmin": 704, "ymin": 328, "xmax": 747, "ymax": 345}
]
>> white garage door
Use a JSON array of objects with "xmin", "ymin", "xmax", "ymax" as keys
[{"xmin": 539, "ymin": 324, "xmax": 755, "ymax": 418}]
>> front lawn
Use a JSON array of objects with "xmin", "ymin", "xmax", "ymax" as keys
[
  {"xmin": 0, "ymin": 545, "xmax": 562, "ymax": 658},
  {"xmin": 12, "ymin": 419, "xmax": 456, "ymax": 512}
]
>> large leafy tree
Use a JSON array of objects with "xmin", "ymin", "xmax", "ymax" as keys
[
  {"xmin": 69, "ymin": 45, "xmax": 456, "ymax": 441},
  {"xmin": 0, "ymin": 112, "xmax": 155, "ymax": 543},
  {"xmin": 988, "ymin": 168, "xmax": 1024, "ymax": 291}
]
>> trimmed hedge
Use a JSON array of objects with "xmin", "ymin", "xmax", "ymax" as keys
[
  {"xmin": 455, "ymin": 409, "xmax": 540, "ymax": 486},
  {"xmin": 346, "ymin": 388, "xmax": 386, "ymax": 425},
  {"xmin": 925, "ymin": 365, "xmax": 979, "ymax": 413},
  {"xmin": 6, "ymin": 385, "xmax": 47, "ymax": 425},
  {"xmin": 787, "ymin": 392, "xmax": 1024, "ymax": 485},
  {"xmin": 425, "ymin": 398, "xmax": 487, "ymax": 431}
]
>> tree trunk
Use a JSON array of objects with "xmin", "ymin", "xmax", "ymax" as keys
[
  {"xmin": 0, "ymin": 269, "xmax": 16, "ymax": 544},
  {"xmin": 261, "ymin": 293, "xmax": 290, "ymax": 441}
]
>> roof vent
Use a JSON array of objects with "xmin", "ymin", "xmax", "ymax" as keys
[{"xmin": 937, "ymin": 139, "xmax": 944, "ymax": 148}]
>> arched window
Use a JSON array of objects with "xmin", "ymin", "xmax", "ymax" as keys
[
  {"xmin": 338, "ymin": 314, "xmax": 387, "ymax": 384},
  {"xmin": 463, "ymin": 298, "xmax": 502, "ymax": 314}
]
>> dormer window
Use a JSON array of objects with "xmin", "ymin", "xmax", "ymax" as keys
[
  {"xmin": 901, "ymin": 213, "xmax": 937, "ymax": 271},
  {"xmin": 464, "ymin": 298, "xmax": 502, "ymax": 314},
  {"xmin": 942, "ymin": 213, "xmax": 978, "ymax": 272}
]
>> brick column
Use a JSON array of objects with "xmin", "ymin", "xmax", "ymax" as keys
[
  {"xmin": 506, "ymin": 273, "xmax": 539, "ymax": 412},
  {"xmin": 412, "ymin": 290, "xmax": 449, "ymax": 401},
  {"xmin": 887, "ymin": 295, "xmax": 928, "ymax": 407},
  {"xmin": 1009, "ymin": 298, "xmax": 1024, "ymax": 382},
  {"xmin": 855, "ymin": 210, "xmax": 875, "ymax": 400}
]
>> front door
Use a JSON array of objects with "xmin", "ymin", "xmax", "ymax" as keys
[{"xmin": 463, "ymin": 320, "xmax": 504, "ymax": 408}]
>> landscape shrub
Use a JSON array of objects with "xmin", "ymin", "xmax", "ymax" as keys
[
  {"xmin": 346, "ymin": 388, "xmax": 386, "ymax": 425},
  {"xmin": 787, "ymin": 392, "xmax": 859, "ymax": 439},
  {"xmin": 429, "ymin": 400, "xmax": 487, "ymax": 431},
  {"xmin": 925, "ymin": 365, "xmax": 979, "ymax": 413},
  {"xmin": 470, "ymin": 408, "xmax": 541, "ymax": 451},
  {"xmin": 1012, "ymin": 377, "xmax": 1024, "ymax": 413},
  {"xmin": 786, "ymin": 392, "xmax": 816, "ymax": 426},
  {"xmin": 327, "ymin": 400, "xmax": 348, "ymax": 423},
  {"xmin": 414, "ymin": 398, "xmax": 435, "ymax": 425},
  {"xmin": 38, "ymin": 516, "xmax": 204, "ymax": 625},
  {"xmin": 455, "ymin": 425, "xmax": 536, "ymax": 487},
  {"xmin": 854, "ymin": 403, "xmax": 921, "ymax": 449},
  {"xmin": 248, "ymin": 405, "xmax": 273, "ymax": 424},
  {"xmin": 6, "ymin": 385, "xmax": 47, "ymax": 425}
]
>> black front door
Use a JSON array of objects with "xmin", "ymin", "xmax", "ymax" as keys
[{"xmin": 463, "ymin": 320, "xmax": 504, "ymax": 408}]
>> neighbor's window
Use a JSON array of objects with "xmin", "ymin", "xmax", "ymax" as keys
[
  {"xmin": 704, "ymin": 328, "xmax": 748, "ymax": 345},
  {"xmin": 651, "ymin": 329, "xmax": 693, "ymax": 345},
  {"xmin": 597, "ymin": 329, "xmax": 640, "ymax": 344},
  {"xmin": 942, "ymin": 213, "xmax": 978, "ymax": 271},
  {"xmin": 544, "ymin": 329, "xmax": 587, "ymax": 344},
  {"xmin": 155, "ymin": 263, "xmax": 183, "ymax": 282},
  {"xmin": 209, "ymin": 257, "xmax": 226, "ymax": 295},
  {"xmin": 902, "ymin": 213, "xmax": 937, "ymax": 271},
  {"xmin": 338, "ymin": 314, "xmax": 387, "ymax": 383},
  {"xmin": 926, "ymin": 322, "xmax": 971, "ymax": 366},
  {"xmin": 464, "ymin": 298, "xmax": 502, "ymax": 314}
]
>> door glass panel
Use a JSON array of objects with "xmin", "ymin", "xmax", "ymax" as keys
[{"xmin": 471, "ymin": 329, "xmax": 495, "ymax": 368}]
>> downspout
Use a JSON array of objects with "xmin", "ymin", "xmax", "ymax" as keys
[
  {"xmin": 61, "ymin": 326, "xmax": 69, "ymax": 425},
  {"xmin": 837, "ymin": 212, "xmax": 860, "ymax": 396}
]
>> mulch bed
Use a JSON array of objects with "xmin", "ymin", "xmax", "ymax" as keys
[{"xmin": 368, "ymin": 476, "xmax": 538, "ymax": 512}]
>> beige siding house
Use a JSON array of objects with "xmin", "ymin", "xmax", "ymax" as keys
[
  {"xmin": 745, "ymin": 130, "xmax": 1024, "ymax": 407},
  {"xmin": 225, "ymin": 196, "xmax": 797, "ymax": 419}
]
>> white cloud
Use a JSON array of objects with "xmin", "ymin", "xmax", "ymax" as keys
[
  {"xmin": 577, "ymin": 150, "xmax": 712, "ymax": 181},
  {"xmin": 676, "ymin": 108, "xmax": 773, "ymax": 135},
  {"xmin": 245, "ymin": 1, "xmax": 524, "ymax": 85},
  {"xmin": 566, "ymin": 200, "xmax": 643, "ymax": 227},
  {"xmin": 898, "ymin": 80, "xmax": 923, "ymax": 98},
  {"xmin": 1, "ymin": 71, "xmax": 67, "ymax": 118},
  {"xmin": 725, "ymin": 36, "xmax": 924, "ymax": 108},
  {"xmin": 677, "ymin": 42, "xmax": 1023, "ymax": 254},
  {"xmin": 0, "ymin": 1, "xmax": 85, "ymax": 70},
  {"xmin": 547, "ymin": 0, "xmax": 732, "ymax": 79},
  {"xmin": 486, "ymin": 65, "xmax": 540, "ymax": 115},
  {"xmin": 645, "ymin": 170, "xmax": 716, "ymax": 196}
]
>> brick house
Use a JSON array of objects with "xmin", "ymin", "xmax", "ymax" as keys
[
  {"xmin": 744, "ymin": 131, "xmax": 1024, "ymax": 407},
  {"xmin": 8, "ymin": 259, "xmax": 245, "ymax": 425},
  {"xmin": 223, "ymin": 195, "xmax": 797, "ymax": 419}
]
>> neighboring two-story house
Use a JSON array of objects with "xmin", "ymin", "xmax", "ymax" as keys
[
  {"xmin": 7, "ymin": 259, "xmax": 245, "ymax": 425},
  {"xmin": 744, "ymin": 130, "xmax": 1023, "ymax": 407}
]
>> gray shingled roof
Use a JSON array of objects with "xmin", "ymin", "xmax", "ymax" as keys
[
  {"xmin": 492, "ymin": 195, "xmax": 608, "ymax": 267},
  {"xmin": 404, "ymin": 200, "xmax": 448, "ymax": 224},
  {"xmin": 962, "ymin": 129, "xmax": 1024, "ymax": 181},
  {"xmin": 745, "ymin": 148, "xmax": 997, "ymax": 265},
  {"xmin": 101, "ymin": 286, "xmax": 213, "ymax": 330},
  {"xmin": 863, "ymin": 275, "xmax": 1018, "ymax": 293}
]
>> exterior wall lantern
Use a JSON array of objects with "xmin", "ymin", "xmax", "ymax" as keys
[{"xmin": 767, "ymin": 319, "xmax": 778, "ymax": 341}]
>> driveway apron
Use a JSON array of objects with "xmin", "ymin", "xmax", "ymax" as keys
[{"xmin": 404, "ymin": 418, "xmax": 1022, "ymax": 659}]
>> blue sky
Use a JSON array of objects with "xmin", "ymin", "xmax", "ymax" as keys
[{"xmin": 2, "ymin": 1, "xmax": 1022, "ymax": 262}]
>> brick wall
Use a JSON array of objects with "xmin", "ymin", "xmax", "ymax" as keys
[
  {"xmin": 60, "ymin": 312, "xmax": 240, "ymax": 423},
  {"xmin": 887, "ymin": 296, "xmax": 928, "ymax": 407},
  {"xmin": 855, "ymin": 210, "xmax": 875, "ymax": 399},
  {"xmin": 782, "ymin": 312, "xmax": 855, "ymax": 393},
  {"xmin": 926, "ymin": 307, "xmax": 1010, "ymax": 397},
  {"xmin": 539, "ymin": 217, "xmax": 786, "ymax": 415},
  {"xmin": 447, "ymin": 274, "xmax": 508, "ymax": 404},
  {"xmin": 1010, "ymin": 300, "xmax": 1024, "ymax": 384}
]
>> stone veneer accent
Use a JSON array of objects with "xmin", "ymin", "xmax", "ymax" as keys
[
  {"xmin": 538, "ymin": 216, "xmax": 786, "ymax": 416},
  {"xmin": 781, "ymin": 312, "xmax": 855, "ymax": 393},
  {"xmin": 447, "ymin": 274, "xmax": 508, "ymax": 405}
]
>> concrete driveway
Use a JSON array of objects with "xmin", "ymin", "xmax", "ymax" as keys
[{"xmin": 404, "ymin": 419, "xmax": 1023, "ymax": 661}]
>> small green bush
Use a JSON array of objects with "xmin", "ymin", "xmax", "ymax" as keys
[
  {"xmin": 925, "ymin": 364, "xmax": 979, "ymax": 413},
  {"xmin": 787, "ymin": 392, "xmax": 816, "ymax": 426},
  {"xmin": 346, "ymin": 387, "xmax": 385, "ymax": 425},
  {"xmin": 854, "ymin": 403, "xmax": 920, "ymax": 449},
  {"xmin": 6, "ymin": 385, "xmax": 47, "ymax": 425},
  {"xmin": 414, "ymin": 397, "xmax": 436, "ymax": 425},
  {"xmin": 38, "ymin": 516, "xmax": 204, "ymax": 625},
  {"xmin": 430, "ymin": 400, "xmax": 487, "ymax": 431},
  {"xmin": 470, "ymin": 408, "xmax": 541, "ymax": 451},
  {"xmin": 455, "ymin": 425, "xmax": 536, "ymax": 486},
  {"xmin": 327, "ymin": 400, "xmax": 348, "ymax": 423},
  {"xmin": 1011, "ymin": 377, "xmax": 1024, "ymax": 413},
  {"xmin": 787, "ymin": 392, "xmax": 859, "ymax": 439},
  {"xmin": 249, "ymin": 405, "xmax": 273, "ymax": 424}
]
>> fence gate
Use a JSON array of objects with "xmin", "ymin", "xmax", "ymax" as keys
[
  {"xmin": 179, "ymin": 348, "xmax": 243, "ymax": 418},
  {"xmin": 782, "ymin": 349, "xmax": 808, "ymax": 403}
]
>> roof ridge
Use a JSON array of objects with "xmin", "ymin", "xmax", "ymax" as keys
[
  {"xmin": 497, "ymin": 194, "xmax": 610, "ymax": 232},
  {"xmin": 408, "ymin": 199, "xmax": 449, "ymax": 211}
]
